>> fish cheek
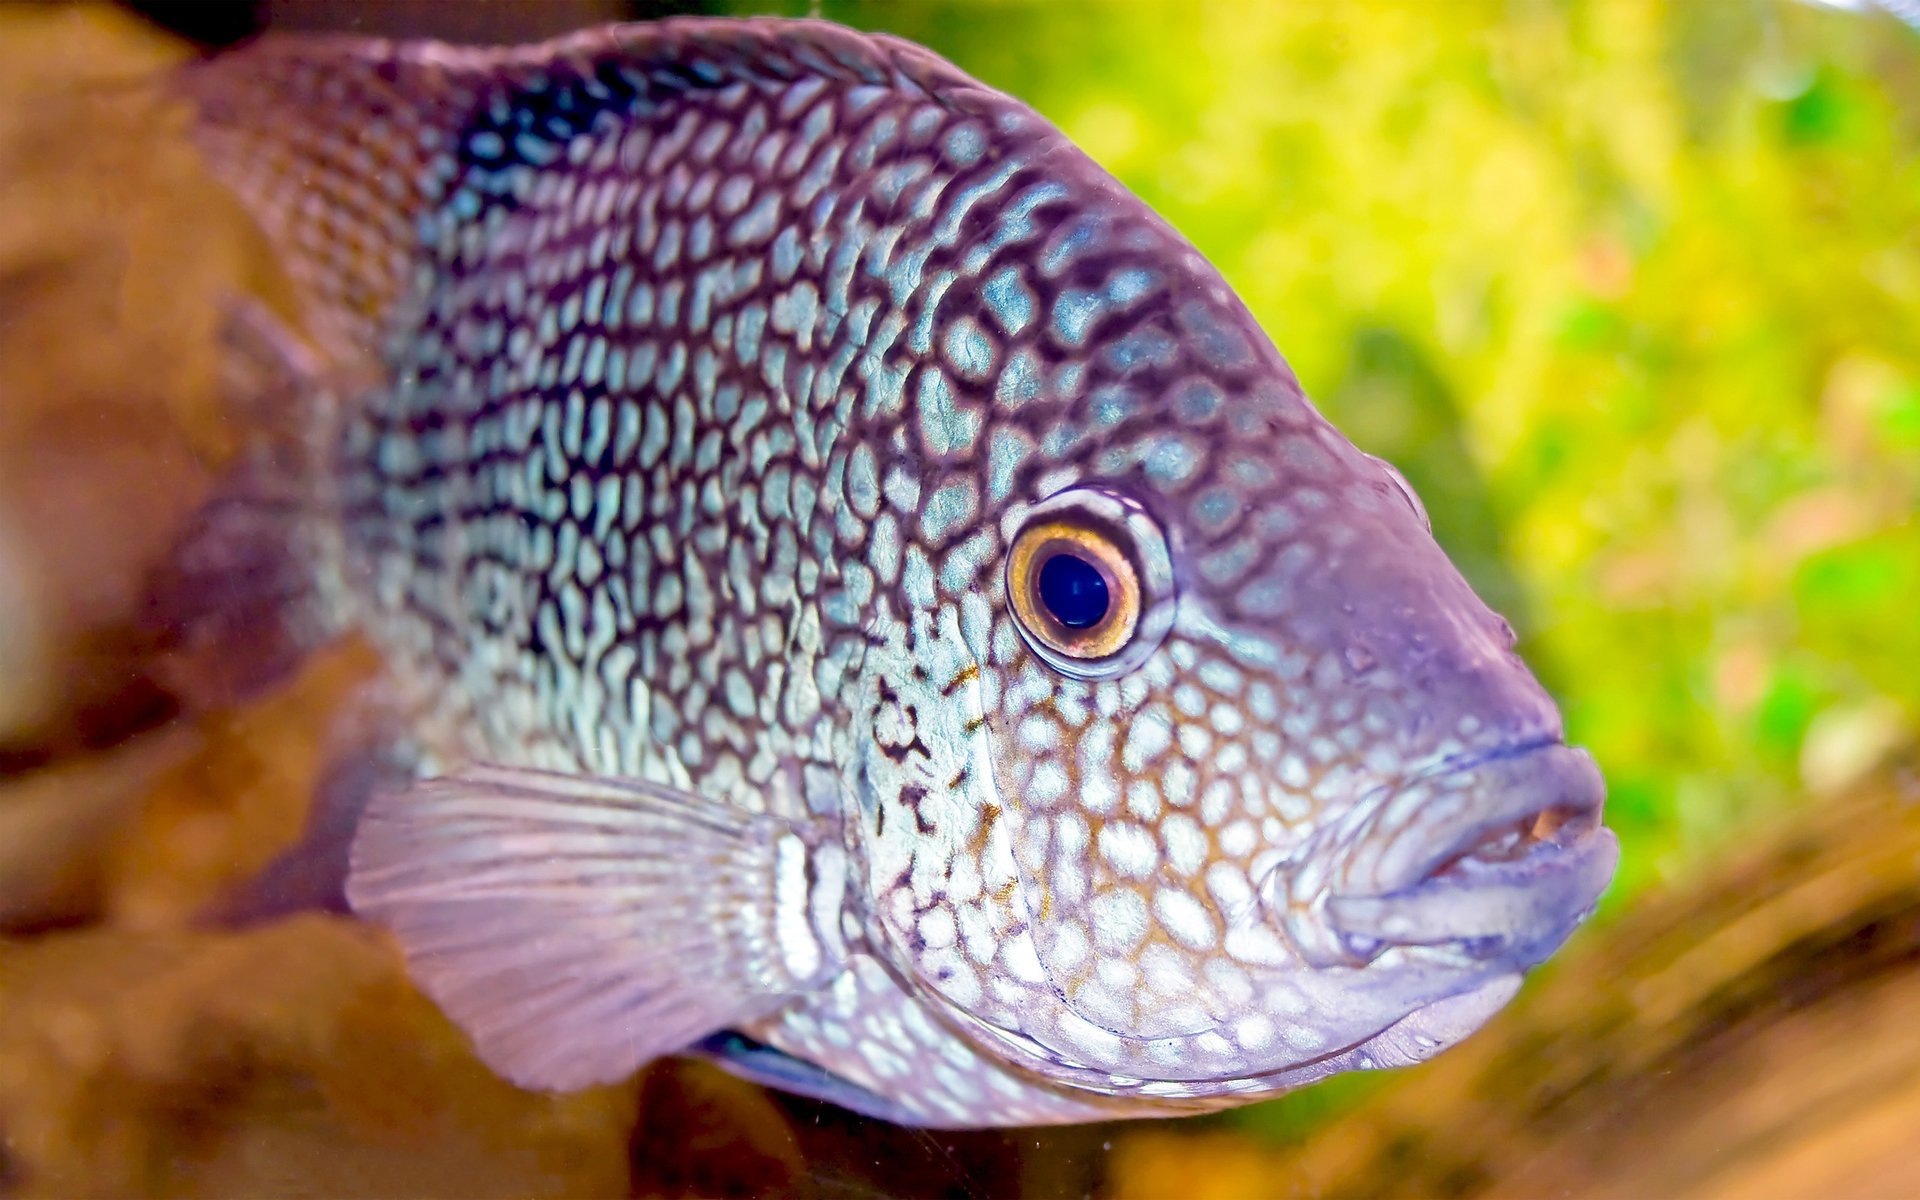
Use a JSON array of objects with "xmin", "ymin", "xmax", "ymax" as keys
[{"xmin": 844, "ymin": 635, "xmax": 1025, "ymax": 1027}]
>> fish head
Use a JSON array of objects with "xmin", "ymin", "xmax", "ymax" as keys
[{"xmin": 846, "ymin": 204, "xmax": 1617, "ymax": 1103}]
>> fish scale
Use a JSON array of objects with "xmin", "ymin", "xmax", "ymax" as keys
[{"xmin": 167, "ymin": 17, "xmax": 1617, "ymax": 1128}]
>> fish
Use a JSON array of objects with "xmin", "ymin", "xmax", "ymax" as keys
[{"xmin": 157, "ymin": 17, "xmax": 1619, "ymax": 1128}]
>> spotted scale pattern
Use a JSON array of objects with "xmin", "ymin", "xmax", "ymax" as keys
[{"xmin": 180, "ymin": 18, "xmax": 1610, "ymax": 1127}]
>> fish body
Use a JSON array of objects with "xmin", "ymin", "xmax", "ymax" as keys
[{"xmin": 169, "ymin": 18, "xmax": 1618, "ymax": 1127}]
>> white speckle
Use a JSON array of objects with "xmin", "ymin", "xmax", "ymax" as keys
[
  {"xmin": 1279, "ymin": 753, "xmax": 1310, "ymax": 789},
  {"xmin": 1054, "ymin": 855, "xmax": 1088, "ymax": 905},
  {"xmin": 1219, "ymin": 819, "xmax": 1258, "ymax": 858},
  {"xmin": 1154, "ymin": 888, "xmax": 1218, "ymax": 950},
  {"xmin": 918, "ymin": 907, "xmax": 957, "ymax": 950},
  {"xmin": 1095, "ymin": 956, "xmax": 1139, "ymax": 992},
  {"xmin": 1079, "ymin": 771, "xmax": 1119, "ymax": 815},
  {"xmin": 1162, "ymin": 814, "xmax": 1208, "ymax": 876},
  {"xmin": 1055, "ymin": 811, "xmax": 1089, "ymax": 857},
  {"xmin": 773, "ymin": 834, "xmax": 822, "ymax": 980},
  {"xmin": 1205, "ymin": 863, "xmax": 1254, "ymax": 916},
  {"xmin": 999, "ymin": 930, "xmax": 1048, "ymax": 984},
  {"xmin": 1048, "ymin": 923, "xmax": 1089, "ymax": 972},
  {"xmin": 936, "ymin": 964, "xmax": 982, "ymax": 1006},
  {"xmin": 1223, "ymin": 922, "xmax": 1291, "ymax": 965},
  {"xmin": 1195, "ymin": 1031, "xmax": 1234, "ymax": 1059},
  {"xmin": 1100, "ymin": 822, "xmax": 1160, "ymax": 878},
  {"xmin": 1125, "ymin": 780, "xmax": 1163, "ymax": 822},
  {"xmin": 1200, "ymin": 779, "xmax": 1237, "ymax": 824},
  {"xmin": 1203, "ymin": 957, "xmax": 1253, "ymax": 1006},
  {"xmin": 1233, "ymin": 1014, "xmax": 1276, "ymax": 1051},
  {"xmin": 1161, "ymin": 759, "xmax": 1196, "ymax": 808},
  {"xmin": 1090, "ymin": 888, "xmax": 1149, "ymax": 951},
  {"xmin": 1121, "ymin": 708, "xmax": 1173, "ymax": 772},
  {"xmin": 1055, "ymin": 1008, "xmax": 1125, "ymax": 1063},
  {"xmin": 1027, "ymin": 759, "xmax": 1069, "ymax": 804}
]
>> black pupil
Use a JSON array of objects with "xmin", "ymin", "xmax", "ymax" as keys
[{"xmin": 1036, "ymin": 552, "xmax": 1110, "ymax": 630}]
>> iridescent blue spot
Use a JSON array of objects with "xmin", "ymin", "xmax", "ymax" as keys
[
  {"xmin": 770, "ymin": 282, "xmax": 820, "ymax": 344},
  {"xmin": 627, "ymin": 283, "xmax": 655, "ymax": 327},
  {"xmin": 717, "ymin": 174, "xmax": 753, "ymax": 214},
  {"xmin": 1038, "ymin": 553, "xmax": 1109, "ymax": 630},
  {"xmin": 1090, "ymin": 385, "xmax": 1137, "ymax": 428},
  {"xmin": 1192, "ymin": 487, "xmax": 1239, "ymax": 531},
  {"xmin": 605, "ymin": 265, "xmax": 633, "ymax": 327},
  {"xmin": 1177, "ymin": 299, "xmax": 1255, "ymax": 370},
  {"xmin": 771, "ymin": 227, "xmax": 803, "ymax": 281},
  {"xmin": 729, "ymin": 192, "xmax": 781, "ymax": 246},
  {"xmin": 1041, "ymin": 217, "xmax": 1098, "ymax": 276},
  {"xmin": 1052, "ymin": 289, "xmax": 1102, "ymax": 347},
  {"xmin": 916, "ymin": 369, "xmax": 978, "ymax": 456},
  {"xmin": 941, "ymin": 121, "xmax": 986, "ymax": 167},
  {"xmin": 688, "ymin": 215, "xmax": 715, "ymax": 260},
  {"xmin": 512, "ymin": 132, "xmax": 560, "ymax": 166},
  {"xmin": 1113, "ymin": 268, "xmax": 1152, "ymax": 303},
  {"xmin": 942, "ymin": 316, "xmax": 996, "ymax": 381},
  {"xmin": 872, "ymin": 158, "xmax": 933, "ymax": 209},
  {"xmin": 735, "ymin": 305, "xmax": 767, "ymax": 363},
  {"xmin": 982, "ymin": 267, "xmax": 1035, "ymax": 337},
  {"xmin": 656, "ymin": 342, "xmax": 687, "ymax": 394},
  {"xmin": 987, "ymin": 428, "xmax": 1032, "ymax": 501},
  {"xmin": 467, "ymin": 130, "xmax": 505, "ymax": 162},
  {"xmin": 582, "ymin": 337, "xmax": 608, "ymax": 387},
  {"xmin": 1146, "ymin": 436, "xmax": 1201, "ymax": 487},
  {"xmin": 919, "ymin": 481, "xmax": 977, "ymax": 543},
  {"xmin": 1106, "ymin": 328, "xmax": 1178, "ymax": 373},
  {"xmin": 689, "ymin": 273, "xmax": 715, "ymax": 332},
  {"xmin": 996, "ymin": 347, "xmax": 1042, "ymax": 409},
  {"xmin": 934, "ymin": 159, "xmax": 1020, "ymax": 243}
]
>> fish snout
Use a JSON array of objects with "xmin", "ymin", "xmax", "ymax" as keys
[{"xmin": 1275, "ymin": 741, "xmax": 1617, "ymax": 971}]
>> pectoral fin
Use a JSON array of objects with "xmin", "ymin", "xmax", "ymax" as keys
[{"xmin": 347, "ymin": 764, "xmax": 840, "ymax": 1093}]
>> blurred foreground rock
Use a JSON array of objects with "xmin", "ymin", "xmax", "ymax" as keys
[
  {"xmin": 0, "ymin": 917, "xmax": 638, "ymax": 1198},
  {"xmin": 0, "ymin": 3, "xmax": 258, "ymax": 760},
  {"xmin": 1108, "ymin": 752, "xmax": 1920, "ymax": 1200}
]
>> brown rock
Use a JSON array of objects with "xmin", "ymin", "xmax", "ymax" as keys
[{"xmin": 0, "ymin": 918, "xmax": 637, "ymax": 1199}]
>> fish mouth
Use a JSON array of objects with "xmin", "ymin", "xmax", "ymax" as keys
[{"xmin": 1282, "ymin": 740, "xmax": 1618, "ymax": 970}]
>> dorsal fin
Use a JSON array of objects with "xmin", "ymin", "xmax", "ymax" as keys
[
  {"xmin": 169, "ymin": 18, "xmax": 998, "ymax": 367},
  {"xmin": 171, "ymin": 36, "xmax": 483, "ymax": 363}
]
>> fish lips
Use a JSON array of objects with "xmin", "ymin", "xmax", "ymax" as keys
[{"xmin": 1298, "ymin": 741, "xmax": 1619, "ymax": 971}]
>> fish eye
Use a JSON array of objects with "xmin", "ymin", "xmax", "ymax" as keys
[
  {"xmin": 1009, "ymin": 523, "xmax": 1138, "ymax": 659},
  {"xmin": 1037, "ymin": 552, "xmax": 1109, "ymax": 629},
  {"xmin": 1005, "ymin": 487, "xmax": 1175, "ymax": 678}
]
